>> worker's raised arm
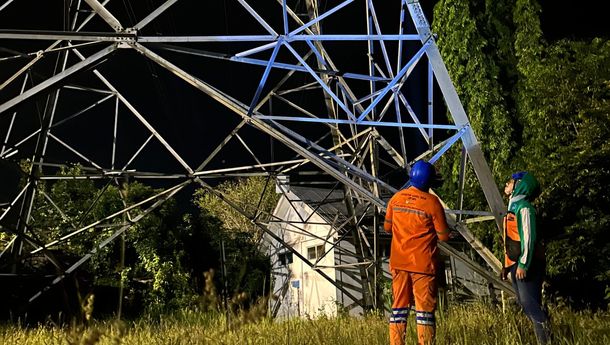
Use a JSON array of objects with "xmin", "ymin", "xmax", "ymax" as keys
[{"xmin": 432, "ymin": 198, "xmax": 450, "ymax": 242}]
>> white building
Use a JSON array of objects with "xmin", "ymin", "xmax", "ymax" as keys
[
  {"xmin": 266, "ymin": 183, "xmax": 503, "ymax": 319},
  {"xmin": 266, "ymin": 185, "xmax": 380, "ymax": 318}
]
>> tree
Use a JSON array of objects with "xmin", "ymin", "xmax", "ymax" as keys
[
  {"xmin": 433, "ymin": 0, "xmax": 610, "ymax": 306},
  {"xmin": 514, "ymin": 37, "xmax": 610, "ymax": 307},
  {"xmin": 193, "ymin": 176, "xmax": 279, "ymax": 304},
  {"xmin": 26, "ymin": 166, "xmax": 207, "ymax": 317},
  {"xmin": 194, "ymin": 176, "xmax": 279, "ymax": 243},
  {"xmin": 432, "ymin": 0, "xmax": 520, "ymax": 256}
]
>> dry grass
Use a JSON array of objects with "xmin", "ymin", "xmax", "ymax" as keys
[{"xmin": 1, "ymin": 303, "xmax": 609, "ymax": 344}]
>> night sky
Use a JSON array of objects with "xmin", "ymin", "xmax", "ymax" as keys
[
  {"xmin": 538, "ymin": 0, "xmax": 609, "ymax": 41},
  {"xmin": 0, "ymin": 0, "xmax": 608, "ymax": 203},
  {"xmin": 0, "ymin": 1, "xmax": 433, "ymax": 174}
]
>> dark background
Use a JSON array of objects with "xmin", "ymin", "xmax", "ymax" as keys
[{"xmin": 1, "ymin": 0, "xmax": 608, "ymax": 200}]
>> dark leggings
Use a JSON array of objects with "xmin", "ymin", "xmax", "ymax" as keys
[{"xmin": 510, "ymin": 263, "xmax": 550, "ymax": 343}]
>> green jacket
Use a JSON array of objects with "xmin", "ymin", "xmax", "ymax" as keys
[{"xmin": 507, "ymin": 172, "xmax": 541, "ymax": 270}]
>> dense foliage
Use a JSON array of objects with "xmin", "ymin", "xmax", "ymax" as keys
[
  {"xmin": 433, "ymin": 0, "xmax": 610, "ymax": 307},
  {"xmin": 193, "ymin": 176, "xmax": 279, "ymax": 306},
  {"xmin": 26, "ymin": 168, "xmax": 204, "ymax": 317},
  {"xmin": 7, "ymin": 169, "xmax": 276, "ymax": 320}
]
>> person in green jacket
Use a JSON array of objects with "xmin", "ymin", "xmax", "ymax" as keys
[{"xmin": 503, "ymin": 171, "xmax": 551, "ymax": 343}]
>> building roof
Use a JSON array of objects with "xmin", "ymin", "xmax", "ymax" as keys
[{"xmin": 287, "ymin": 185, "xmax": 389, "ymax": 238}]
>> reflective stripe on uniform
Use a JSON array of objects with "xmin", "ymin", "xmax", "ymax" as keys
[
  {"xmin": 391, "ymin": 308, "xmax": 410, "ymax": 318},
  {"xmin": 392, "ymin": 307, "xmax": 411, "ymax": 313},
  {"xmin": 390, "ymin": 307, "xmax": 410, "ymax": 323},
  {"xmin": 415, "ymin": 311, "xmax": 435, "ymax": 325},
  {"xmin": 392, "ymin": 206, "xmax": 431, "ymax": 218}
]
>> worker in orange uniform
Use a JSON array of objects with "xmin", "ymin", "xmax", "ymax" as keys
[{"xmin": 384, "ymin": 160, "xmax": 450, "ymax": 345}]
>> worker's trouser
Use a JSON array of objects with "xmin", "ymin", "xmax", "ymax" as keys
[{"xmin": 389, "ymin": 269, "xmax": 437, "ymax": 345}]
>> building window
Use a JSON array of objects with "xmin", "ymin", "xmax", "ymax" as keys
[
  {"xmin": 278, "ymin": 251, "xmax": 293, "ymax": 266},
  {"xmin": 307, "ymin": 244, "xmax": 325, "ymax": 260}
]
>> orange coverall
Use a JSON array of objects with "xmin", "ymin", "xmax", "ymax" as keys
[{"xmin": 384, "ymin": 186, "xmax": 450, "ymax": 345}]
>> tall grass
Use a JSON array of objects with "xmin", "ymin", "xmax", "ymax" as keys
[{"xmin": 1, "ymin": 303, "xmax": 609, "ymax": 344}]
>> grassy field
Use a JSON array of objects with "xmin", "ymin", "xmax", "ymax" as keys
[{"xmin": 1, "ymin": 303, "xmax": 609, "ymax": 345}]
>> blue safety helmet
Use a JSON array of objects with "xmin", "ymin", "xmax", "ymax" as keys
[
  {"xmin": 409, "ymin": 160, "xmax": 436, "ymax": 191},
  {"xmin": 511, "ymin": 171, "xmax": 527, "ymax": 180}
]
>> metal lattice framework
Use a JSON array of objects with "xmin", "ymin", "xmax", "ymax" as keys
[{"xmin": 1, "ymin": 0, "xmax": 512, "ymax": 313}]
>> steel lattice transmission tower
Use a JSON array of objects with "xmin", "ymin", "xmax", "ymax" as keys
[{"xmin": 0, "ymin": 0, "xmax": 511, "ymax": 313}]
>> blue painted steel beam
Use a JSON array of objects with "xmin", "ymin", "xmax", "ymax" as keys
[
  {"xmin": 155, "ymin": 44, "xmax": 391, "ymax": 82},
  {"xmin": 248, "ymin": 38, "xmax": 284, "ymax": 115},
  {"xmin": 236, "ymin": 56, "xmax": 390, "ymax": 82},
  {"xmin": 282, "ymin": 0, "xmax": 289, "ymax": 35},
  {"xmin": 137, "ymin": 34, "xmax": 421, "ymax": 43},
  {"xmin": 393, "ymin": 94, "xmax": 408, "ymax": 162},
  {"xmin": 397, "ymin": 127, "xmax": 468, "ymax": 190},
  {"xmin": 236, "ymin": 0, "xmax": 278, "ymax": 36},
  {"xmin": 289, "ymin": 34, "xmax": 421, "ymax": 41},
  {"xmin": 284, "ymin": 42, "xmax": 356, "ymax": 120},
  {"xmin": 396, "ymin": 0, "xmax": 407, "ymax": 76},
  {"xmin": 428, "ymin": 126, "xmax": 468, "ymax": 163},
  {"xmin": 288, "ymin": 0, "xmax": 353, "ymax": 37},
  {"xmin": 355, "ymin": 39, "xmax": 432, "ymax": 122},
  {"xmin": 427, "ymin": 61, "xmax": 434, "ymax": 148},
  {"xmin": 253, "ymin": 115, "xmax": 460, "ymax": 130},
  {"xmin": 396, "ymin": 91, "xmax": 429, "ymax": 142},
  {"xmin": 367, "ymin": 0, "xmax": 393, "ymax": 78},
  {"xmin": 305, "ymin": 40, "xmax": 327, "ymax": 70}
]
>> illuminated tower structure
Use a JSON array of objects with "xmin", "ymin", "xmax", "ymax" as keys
[{"xmin": 0, "ymin": 0, "xmax": 511, "ymax": 314}]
